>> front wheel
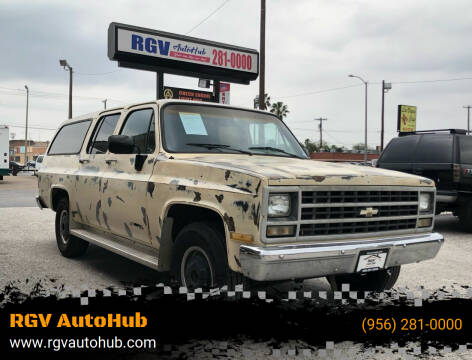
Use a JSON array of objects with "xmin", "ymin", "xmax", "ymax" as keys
[
  {"xmin": 171, "ymin": 222, "xmax": 249, "ymax": 289},
  {"xmin": 55, "ymin": 197, "xmax": 89, "ymax": 258},
  {"xmin": 327, "ymin": 266, "xmax": 401, "ymax": 292}
]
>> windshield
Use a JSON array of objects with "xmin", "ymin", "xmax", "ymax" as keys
[{"xmin": 161, "ymin": 104, "xmax": 307, "ymax": 158}]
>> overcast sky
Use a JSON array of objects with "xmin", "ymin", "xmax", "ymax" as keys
[{"xmin": 1, "ymin": 0, "xmax": 471, "ymax": 148}]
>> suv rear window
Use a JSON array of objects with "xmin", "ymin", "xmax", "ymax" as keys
[
  {"xmin": 48, "ymin": 120, "xmax": 92, "ymax": 155},
  {"xmin": 380, "ymin": 136, "xmax": 419, "ymax": 163},
  {"xmin": 459, "ymin": 135, "xmax": 472, "ymax": 164},
  {"xmin": 412, "ymin": 134, "xmax": 453, "ymax": 163}
]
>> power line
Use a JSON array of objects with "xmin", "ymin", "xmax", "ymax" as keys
[
  {"xmin": 279, "ymin": 84, "xmax": 361, "ymax": 99},
  {"xmin": 75, "ymin": 70, "xmax": 121, "ymax": 76},
  {"xmin": 5, "ymin": 124, "xmax": 57, "ymax": 131},
  {"xmin": 0, "ymin": 86, "xmax": 126, "ymax": 103},
  {"xmin": 185, "ymin": 0, "xmax": 231, "ymax": 35},
  {"xmin": 392, "ymin": 76, "xmax": 472, "ymax": 84}
]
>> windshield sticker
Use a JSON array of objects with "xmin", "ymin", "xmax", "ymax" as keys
[{"xmin": 179, "ymin": 112, "xmax": 208, "ymax": 135}]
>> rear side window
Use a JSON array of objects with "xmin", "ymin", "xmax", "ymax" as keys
[
  {"xmin": 48, "ymin": 120, "xmax": 91, "ymax": 155},
  {"xmin": 88, "ymin": 114, "xmax": 120, "ymax": 154},
  {"xmin": 459, "ymin": 136, "xmax": 472, "ymax": 164},
  {"xmin": 119, "ymin": 109, "xmax": 155, "ymax": 154},
  {"xmin": 380, "ymin": 136, "xmax": 419, "ymax": 163},
  {"xmin": 412, "ymin": 135, "xmax": 453, "ymax": 163}
]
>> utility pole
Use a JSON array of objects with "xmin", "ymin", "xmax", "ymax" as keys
[
  {"xmin": 258, "ymin": 0, "xmax": 266, "ymax": 110},
  {"xmin": 24, "ymin": 85, "xmax": 29, "ymax": 165},
  {"xmin": 102, "ymin": 99, "xmax": 107, "ymax": 109},
  {"xmin": 59, "ymin": 59, "xmax": 73, "ymax": 119},
  {"xmin": 314, "ymin": 117, "xmax": 327, "ymax": 149},
  {"xmin": 463, "ymin": 105, "xmax": 471, "ymax": 134}
]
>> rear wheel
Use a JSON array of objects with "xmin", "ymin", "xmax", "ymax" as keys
[
  {"xmin": 55, "ymin": 197, "xmax": 88, "ymax": 258},
  {"xmin": 327, "ymin": 266, "xmax": 401, "ymax": 291},
  {"xmin": 458, "ymin": 200, "xmax": 472, "ymax": 232},
  {"xmin": 171, "ymin": 222, "xmax": 249, "ymax": 289}
]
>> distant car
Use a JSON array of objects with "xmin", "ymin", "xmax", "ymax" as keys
[
  {"xmin": 25, "ymin": 160, "xmax": 36, "ymax": 169},
  {"xmin": 9, "ymin": 161, "xmax": 24, "ymax": 176}
]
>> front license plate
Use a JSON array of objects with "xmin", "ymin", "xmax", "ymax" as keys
[{"xmin": 356, "ymin": 249, "xmax": 388, "ymax": 273}]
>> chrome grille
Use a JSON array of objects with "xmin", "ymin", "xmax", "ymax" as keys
[
  {"xmin": 301, "ymin": 204, "xmax": 418, "ymax": 220},
  {"xmin": 300, "ymin": 219, "xmax": 417, "ymax": 236},
  {"xmin": 302, "ymin": 190, "xmax": 418, "ymax": 204},
  {"xmin": 298, "ymin": 189, "xmax": 419, "ymax": 238}
]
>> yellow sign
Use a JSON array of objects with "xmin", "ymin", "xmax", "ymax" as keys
[
  {"xmin": 398, "ymin": 105, "xmax": 417, "ymax": 132},
  {"xmin": 163, "ymin": 88, "xmax": 174, "ymax": 99}
]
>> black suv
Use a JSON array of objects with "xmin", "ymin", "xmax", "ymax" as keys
[{"xmin": 377, "ymin": 129, "xmax": 472, "ymax": 229}]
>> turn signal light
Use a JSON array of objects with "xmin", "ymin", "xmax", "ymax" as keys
[
  {"xmin": 267, "ymin": 225, "xmax": 296, "ymax": 237},
  {"xmin": 417, "ymin": 218, "xmax": 432, "ymax": 228}
]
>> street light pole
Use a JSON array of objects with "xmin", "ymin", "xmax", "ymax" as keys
[
  {"xmin": 102, "ymin": 99, "xmax": 107, "ymax": 109},
  {"xmin": 24, "ymin": 85, "xmax": 29, "ymax": 165},
  {"xmin": 380, "ymin": 81, "xmax": 392, "ymax": 151},
  {"xmin": 349, "ymin": 74, "xmax": 368, "ymax": 163},
  {"xmin": 59, "ymin": 59, "xmax": 73, "ymax": 119}
]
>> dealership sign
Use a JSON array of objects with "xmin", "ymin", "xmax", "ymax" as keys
[
  {"xmin": 163, "ymin": 86, "xmax": 214, "ymax": 102},
  {"xmin": 108, "ymin": 23, "xmax": 259, "ymax": 84},
  {"xmin": 397, "ymin": 105, "xmax": 417, "ymax": 132}
]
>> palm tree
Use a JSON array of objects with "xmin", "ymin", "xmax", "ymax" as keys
[
  {"xmin": 270, "ymin": 101, "xmax": 289, "ymax": 120},
  {"xmin": 254, "ymin": 93, "xmax": 271, "ymax": 109}
]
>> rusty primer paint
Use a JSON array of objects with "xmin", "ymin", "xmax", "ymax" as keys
[
  {"xmin": 95, "ymin": 200, "xmax": 102, "ymax": 225},
  {"xmin": 147, "ymin": 182, "xmax": 155, "ymax": 198},
  {"xmin": 193, "ymin": 192, "xmax": 202, "ymax": 202},
  {"xmin": 223, "ymin": 213, "xmax": 236, "ymax": 232},
  {"xmin": 233, "ymin": 201, "xmax": 249, "ymax": 213}
]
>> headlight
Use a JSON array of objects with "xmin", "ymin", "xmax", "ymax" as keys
[
  {"xmin": 419, "ymin": 192, "xmax": 433, "ymax": 212},
  {"xmin": 268, "ymin": 194, "xmax": 291, "ymax": 217}
]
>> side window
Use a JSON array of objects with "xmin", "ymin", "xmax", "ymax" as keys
[
  {"xmin": 48, "ymin": 120, "xmax": 91, "ymax": 155},
  {"xmin": 379, "ymin": 136, "xmax": 419, "ymax": 163},
  {"xmin": 87, "ymin": 114, "xmax": 120, "ymax": 154},
  {"xmin": 459, "ymin": 136, "xmax": 472, "ymax": 164},
  {"xmin": 119, "ymin": 109, "xmax": 155, "ymax": 154},
  {"xmin": 412, "ymin": 135, "xmax": 453, "ymax": 163}
]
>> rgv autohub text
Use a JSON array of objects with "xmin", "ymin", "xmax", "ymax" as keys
[{"xmin": 10, "ymin": 312, "xmax": 147, "ymax": 328}]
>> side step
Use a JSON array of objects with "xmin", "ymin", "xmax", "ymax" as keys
[{"xmin": 70, "ymin": 228, "xmax": 159, "ymax": 270}]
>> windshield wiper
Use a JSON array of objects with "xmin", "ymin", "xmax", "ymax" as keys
[
  {"xmin": 186, "ymin": 143, "xmax": 253, "ymax": 155},
  {"xmin": 249, "ymin": 146, "xmax": 305, "ymax": 159}
]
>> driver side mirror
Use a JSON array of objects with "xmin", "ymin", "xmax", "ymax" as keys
[{"xmin": 108, "ymin": 135, "xmax": 134, "ymax": 154}]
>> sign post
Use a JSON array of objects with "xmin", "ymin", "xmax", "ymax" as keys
[
  {"xmin": 108, "ymin": 23, "xmax": 259, "ymax": 102},
  {"xmin": 397, "ymin": 105, "xmax": 417, "ymax": 133}
]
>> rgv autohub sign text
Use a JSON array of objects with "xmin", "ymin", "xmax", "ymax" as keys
[{"xmin": 10, "ymin": 312, "xmax": 147, "ymax": 328}]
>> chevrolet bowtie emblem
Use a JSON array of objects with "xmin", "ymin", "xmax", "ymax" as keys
[{"xmin": 360, "ymin": 207, "xmax": 379, "ymax": 217}]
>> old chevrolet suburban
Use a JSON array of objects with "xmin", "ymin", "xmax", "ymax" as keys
[{"xmin": 36, "ymin": 100, "xmax": 444, "ymax": 290}]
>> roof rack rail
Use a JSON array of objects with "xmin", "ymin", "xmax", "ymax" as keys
[{"xmin": 399, "ymin": 129, "xmax": 468, "ymax": 136}]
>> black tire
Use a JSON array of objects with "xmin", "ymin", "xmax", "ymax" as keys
[
  {"xmin": 0, "ymin": 175, "xmax": 3, "ymax": 180},
  {"xmin": 327, "ymin": 266, "xmax": 401, "ymax": 292},
  {"xmin": 171, "ymin": 222, "xmax": 250, "ymax": 289},
  {"xmin": 458, "ymin": 202, "xmax": 472, "ymax": 232},
  {"xmin": 12, "ymin": 171, "xmax": 17, "ymax": 176},
  {"xmin": 55, "ymin": 197, "xmax": 88, "ymax": 258}
]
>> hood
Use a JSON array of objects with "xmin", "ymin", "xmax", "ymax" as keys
[{"xmin": 173, "ymin": 154, "xmax": 434, "ymax": 187}]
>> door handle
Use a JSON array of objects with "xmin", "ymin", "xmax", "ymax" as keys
[
  {"xmin": 105, "ymin": 159, "xmax": 117, "ymax": 165},
  {"xmin": 79, "ymin": 159, "xmax": 89, "ymax": 164}
]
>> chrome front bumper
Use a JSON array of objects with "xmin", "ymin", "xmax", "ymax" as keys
[{"xmin": 239, "ymin": 232, "xmax": 444, "ymax": 281}]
